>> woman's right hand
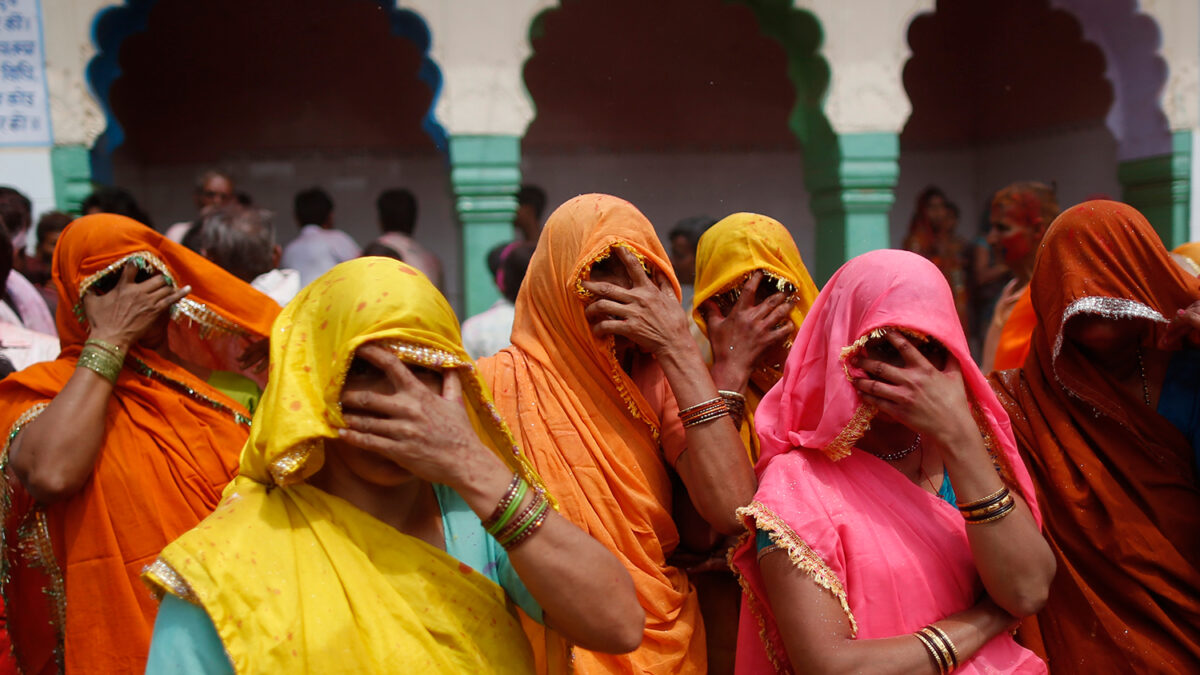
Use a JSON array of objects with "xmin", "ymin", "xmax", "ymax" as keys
[
  {"xmin": 82, "ymin": 263, "xmax": 191, "ymax": 351},
  {"xmin": 703, "ymin": 271, "xmax": 794, "ymax": 392}
]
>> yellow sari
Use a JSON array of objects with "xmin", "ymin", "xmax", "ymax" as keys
[
  {"xmin": 691, "ymin": 213, "xmax": 818, "ymax": 461},
  {"xmin": 144, "ymin": 258, "xmax": 550, "ymax": 673}
]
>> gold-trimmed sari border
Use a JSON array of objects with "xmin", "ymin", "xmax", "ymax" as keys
[
  {"xmin": 737, "ymin": 500, "xmax": 858, "ymax": 637},
  {"xmin": 143, "ymin": 558, "xmax": 200, "ymax": 605},
  {"xmin": 573, "ymin": 243, "xmax": 661, "ymax": 442}
]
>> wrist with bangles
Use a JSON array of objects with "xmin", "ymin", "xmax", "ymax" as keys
[
  {"xmin": 956, "ymin": 485, "xmax": 1017, "ymax": 525},
  {"xmin": 77, "ymin": 337, "xmax": 128, "ymax": 384},
  {"xmin": 482, "ymin": 474, "xmax": 550, "ymax": 551},
  {"xmin": 914, "ymin": 623, "xmax": 959, "ymax": 674},
  {"xmin": 679, "ymin": 396, "xmax": 733, "ymax": 429}
]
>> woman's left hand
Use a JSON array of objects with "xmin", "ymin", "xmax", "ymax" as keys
[
  {"xmin": 1160, "ymin": 300, "xmax": 1200, "ymax": 349},
  {"xmin": 581, "ymin": 247, "xmax": 692, "ymax": 358},
  {"xmin": 851, "ymin": 331, "xmax": 976, "ymax": 446},
  {"xmin": 337, "ymin": 344, "xmax": 501, "ymax": 489}
]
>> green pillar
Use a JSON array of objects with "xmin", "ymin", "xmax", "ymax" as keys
[
  {"xmin": 449, "ymin": 134, "xmax": 521, "ymax": 317},
  {"xmin": 50, "ymin": 145, "xmax": 93, "ymax": 214},
  {"xmin": 805, "ymin": 132, "xmax": 900, "ymax": 283},
  {"xmin": 1119, "ymin": 130, "xmax": 1192, "ymax": 248}
]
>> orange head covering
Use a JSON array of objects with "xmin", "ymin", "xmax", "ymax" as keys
[
  {"xmin": 477, "ymin": 194, "xmax": 705, "ymax": 673},
  {"xmin": 990, "ymin": 201, "xmax": 1200, "ymax": 670},
  {"xmin": 0, "ymin": 214, "xmax": 279, "ymax": 674}
]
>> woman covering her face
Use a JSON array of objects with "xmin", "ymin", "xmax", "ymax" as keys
[
  {"xmin": 1, "ymin": 214, "xmax": 279, "ymax": 673},
  {"xmin": 990, "ymin": 201, "xmax": 1200, "ymax": 671},
  {"xmin": 691, "ymin": 212, "xmax": 819, "ymax": 463},
  {"xmin": 477, "ymin": 194, "xmax": 756, "ymax": 673},
  {"xmin": 732, "ymin": 249, "xmax": 1053, "ymax": 674},
  {"xmin": 143, "ymin": 258, "xmax": 643, "ymax": 673}
]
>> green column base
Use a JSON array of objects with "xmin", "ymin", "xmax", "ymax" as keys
[
  {"xmin": 51, "ymin": 145, "xmax": 93, "ymax": 214},
  {"xmin": 805, "ymin": 132, "xmax": 900, "ymax": 283},
  {"xmin": 449, "ymin": 135, "xmax": 522, "ymax": 318},
  {"xmin": 1119, "ymin": 130, "xmax": 1191, "ymax": 248}
]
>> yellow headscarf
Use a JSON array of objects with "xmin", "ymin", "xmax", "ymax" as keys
[
  {"xmin": 691, "ymin": 213, "xmax": 818, "ymax": 461},
  {"xmin": 145, "ymin": 258, "xmax": 548, "ymax": 673}
]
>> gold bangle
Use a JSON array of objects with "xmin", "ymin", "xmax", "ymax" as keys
[
  {"xmin": 682, "ymin": 408, "xmax": 731, "ymax": 429},
  {"xmin": 84, "ymin": 338, "xmax": 126, "ymax": 359},
  {"xmin": 924, "ymin": 625, "xmax": 960, "ymax": 669},
  {"xmin": 718, "ymin": 390, "xmax": 746, "ymax": 428},
  {"xmin": 956, "ymin": 485, "xmax": 1008, "ymax": 510},
  {"xmin": 918, "ymin": 627, "xmax": 955, "ymax": 673},
  {"xmin": 77, "ymin": 345, "xmax": 124, "ymax": 384},
  {"xmin": 959, "ymin": 493, "xmax": 1015, "ymax": 520},
  {"xmin": 914, "ymin": 629, "xmax": 948, "ymax": 675},
  {"xmin": 964, "ymin": 499, "xmax": 1017, "ymax": 525},
  {"xmin": 679, "ymin": 397, "xmax": 730, "ymax": 427}
]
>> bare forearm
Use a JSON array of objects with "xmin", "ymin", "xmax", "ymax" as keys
[
  {"xmin": 448, "ymin": 451, "xmax": 644, "ymax": 653},
  {"xmin": 10, "ymin": 368, "xmax": 114, "ymax": 503},
  {"xmin": 508, "ymin": 514, "xmax": 644, "ymax": 653},
  {"xmin": 932, "ymin": 427, "xmax": 1055, "ymax": 617},
  {"xmin": 709, "ymin": 354, "xmax": 753, "ymax": 394},
  {"xmin": 658, "ymin": 344, "xmax": 755, "ymax": 533}
]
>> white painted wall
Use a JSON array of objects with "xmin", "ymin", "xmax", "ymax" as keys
[
  {"xmin": 892, "ymin": 121, "xmax": 1120, "ymax": 244},
  {"xmin": 522, "ymin": 149, "xmax": 817, "ymax": 264}
]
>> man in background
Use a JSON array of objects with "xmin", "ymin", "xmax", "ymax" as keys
[
  {"xmin": 165, "ymin": 170, "xmax": 236, "ymax": 242},
  {"xmin": 366, "ymin": 188, "xmax": 443, "ymax": 288},
  {"xmin": 187, "ymin": 205, "xmax": 300, "ymax": 307},
  {"xmin": 461, "ymin": 242, "xmax": 534, "ymax": 359},
  {"xmin": 280, "ymin": 187, "xmax": 360, "ymax": 286},
  {"xmin": 513, "ymin": 184, "xmax": 546, "ymax": 242}
]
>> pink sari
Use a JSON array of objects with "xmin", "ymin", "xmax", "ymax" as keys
[{"xmin": 730, "ymin": 249, "xmax": 1045, "ymax": 674}]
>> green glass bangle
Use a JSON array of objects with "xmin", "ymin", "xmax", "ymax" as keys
[
  {"xmin": 498, "ymin": 496, "xmax": 550, "ymax": 548},
  {"xmin": 485, "ymin": 479, "xmax": 528, "ymax": 536}
]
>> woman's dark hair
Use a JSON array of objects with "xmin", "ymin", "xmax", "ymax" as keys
[{"xmin": 81, "ymin": 186, "xmax": 154, "ymax": 229}]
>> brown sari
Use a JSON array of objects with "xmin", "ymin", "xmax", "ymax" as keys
[{"xmin": 989, "ymin": 201, "xmax": 1200, "ymax": 673}]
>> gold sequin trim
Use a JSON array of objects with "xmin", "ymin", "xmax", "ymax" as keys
[
  {"xmin": 728, "ymin": 527, "xmax": 789, "ymax": 674},
  {"xmin": 175, "ymin": 297, "xmax": 252, "ymax": 339},
  {"xmin": 143, "ymin": 558, "xmax": 199, "ymax": 604},
  {"xmin": 572, "ymin": 244, "xmax": 661, "ymax": 442},
  {"xmin": 15, "ymin": 511, "xmax": 66, "ymax": 671},
  {"xmin": 268, "ymin": 439, "xmax": 320, "ymax": 486},
  {"xmin": 738, "ymin": 501, "xmax": 858, "ymax": 637},
  {"xmin": 75, "ymin": 250, "xmax": 173, "ymax": 301}
]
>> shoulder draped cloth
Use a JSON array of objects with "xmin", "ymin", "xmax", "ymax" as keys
[
  {"xmin": 731, "ymin": 249, "xmax": 1045, "ymax": 674},
  {"xmin": 477, "ymin": 193, "xmax": 705, "ymax": 674},
  {"xmin": 989, "ymin": 201, "xmax": 1200, "ymax": 672},
  {"xmin": 144, "ymin": 257, "xmax": 548, "ymax": 674},
  {"xmin": 0, "ymin": 214, "xmax": 279, "ymax": 674},
  {"xmin": 691, "ymin": 212, "xmax": 818, "ymax": 462}
]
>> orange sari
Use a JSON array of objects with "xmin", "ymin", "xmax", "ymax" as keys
[
  {"xmin": 992, "ymin": 284, "xmax": 1035, "ymax": 371},
  {"xmin": 989, "ymin": 201, "xmax": 1200, "ymax": 672},
  {"xmin": 477, "ymin": 194, "xmax": 705, "ymax": 674},
  {"xmin": 0, "ymin": 215, "xmax": 278, "ymax": 674}
]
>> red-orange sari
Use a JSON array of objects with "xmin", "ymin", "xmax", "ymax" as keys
[
  {"xmin": 990, "ymin": 201, "xmax": 1200, "ymax": 672},
  {"xmin": 0, "ymin": 215, "xmax": 278, "ymax": 674}
]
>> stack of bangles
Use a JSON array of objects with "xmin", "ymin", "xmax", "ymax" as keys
[
  {"xmin": 77, "ymin": 338, "xmax": 126, "ymax": 385},
  {"xmin": 482, "ymin": 474, "xmax": 550, "ymax": 551},
  {"xmin": 957, "ymin": 485, "xmax": 1016, "ymax": 525},
  {"xmin": 679, "ymin": 396, "xmax": 732, "ymax": 429},
  {"xmin": 717, "ymin": 390, "xmax": 745, "ymax": 429},
  {"xmin": 914, "ymin": 624, "xmax": 959, "ymax": 674}
]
